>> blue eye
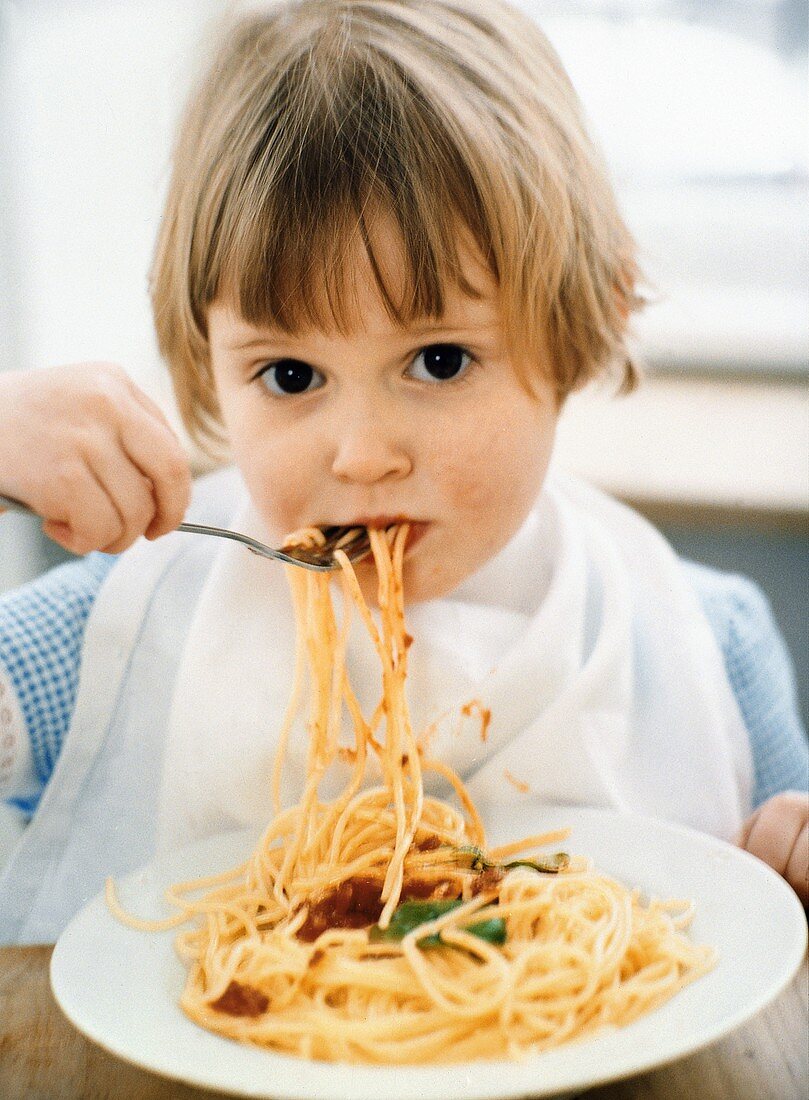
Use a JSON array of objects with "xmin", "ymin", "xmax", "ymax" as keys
[
  {"xmin": 408, "ymin": 344, "xmax": 472, "ymax": 383},
  {"xmin": 259, "ymin": 360, "xmax": 325, "ymax": 395}
]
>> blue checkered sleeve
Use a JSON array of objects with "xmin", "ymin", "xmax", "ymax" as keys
[
  {"xmin": 684, "ymin": 562, "xmax": 808, "ymax": 807},
  {"xmin": 0, "ymin": 553, "xmax": 116, "ymax": 809}
]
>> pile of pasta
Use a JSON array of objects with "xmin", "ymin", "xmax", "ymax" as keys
[{"xmin": 108, "ymin": 525, "xmax": 715, "ymax": 1064}]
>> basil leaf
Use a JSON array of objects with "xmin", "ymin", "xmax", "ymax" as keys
[
  {"xmin": 504, "ymin": 852, "xmax": 569, "ymax": 874},
  {"xmin": 368, "ymin": 900, "xmax": 506, "ymax": 948},
  {"xmin": 419, "ymin": 917, "xmax": 506, "ymax": 949},
  {"xmin": 369, "ymin": 900, "xmax": 461, "ymax": 942}
]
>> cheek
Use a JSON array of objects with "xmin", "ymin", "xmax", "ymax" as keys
[
  {"xmin": 435, "ymin": 408, "xmax": 554, "ymax": 517},
  {"xmin": 218, "ymin": 403, "xmax": 311, "ymax": 536},
  {"xmin": 246, "ymin": 465, "xmax": 312, "ymax": 540}
]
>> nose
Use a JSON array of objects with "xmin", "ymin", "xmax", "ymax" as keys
[{"xmin": 330, "ymin": 395, "xmax": 412, "ymax": 485}]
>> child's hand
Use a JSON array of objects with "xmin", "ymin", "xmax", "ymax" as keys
[
  {"xmin": 738, "ymin": 791, "xmax": 809, "ymax": 905},
  {"xmin": 0, "ymin": 363, "xmax": 191, "ymax": 555}
]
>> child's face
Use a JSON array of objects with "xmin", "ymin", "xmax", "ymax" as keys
[{"xmin": 208, "ymin": 226, "xmax": 558, "ymax": 605}]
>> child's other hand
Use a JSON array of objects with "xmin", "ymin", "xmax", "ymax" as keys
[
  {"xmin": 738, "ymin": 791, "xmax": 809, "ymax": 905},
  {"xmin": 0, "ymin": 363, "xmax": 191, "ymax": 555}
]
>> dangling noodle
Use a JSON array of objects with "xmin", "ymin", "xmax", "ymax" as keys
[{"xmin": 107, "ymin": 525, "xmax": 715, "ymax": 1064}]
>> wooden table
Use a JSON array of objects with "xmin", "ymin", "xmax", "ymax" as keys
[{"xmin": 1, "ymin": 945, "xmax": 806, "ymax": 1100}]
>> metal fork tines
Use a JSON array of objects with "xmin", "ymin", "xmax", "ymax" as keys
[
  {"xmin": 178, "ymin": 522, "xmax": 371, "ymax": 571},
  {"xmin": 0, "ymin": 493, "xmax": 371, "ymax": 572}
]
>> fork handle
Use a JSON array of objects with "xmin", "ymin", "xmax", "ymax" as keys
[
  {"xmin": 0, "ymin": 498, "xmax": 287, "ymax": 558},
  {"xmin": 176, "ymin": 522, "xmax": 288, "ymax": 562},
  {"xmin": 0, "ymin": 498, "xmax": 269, "ymax": 546},
  {"xmin": 176, "ymin": 522, "xmax": 334, "ymax": 571},
  {"xmin": 0, "ymin": 497, "xmax": 335, "ymax": 572}
]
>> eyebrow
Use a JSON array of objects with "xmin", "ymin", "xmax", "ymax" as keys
[
  {"xmin": 227, "ymin": 318, "xmax": 495, "ymax": 352},
  {"xmin": 230, "ymin": 335, "xmax": 282, "ymax": 351}
]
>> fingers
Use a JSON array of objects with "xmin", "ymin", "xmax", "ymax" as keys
[
  {"xmin": 38, "ymin": 370, "xmax": 189, "ymax": 552},
  {"xmin": 122, "ymin": 375, "xmax": 176, "ymax": 431},
  {"xmin": 41, "ymin": 451, "xmax": 168, "ymax": 556},
  {"xmin": 0, "ymin": 362, "xmax": 191, "ymax": 553},
  {"xmin": 740, "ymin": 791, "xmax": 809, "ymax": 904},
  {"xmin": 785, "ymin": 822, "xmax": 808, "ymax": 903},
  {"xmin": 40, "ymin": 462, "xmax": 130, "ymax": 555},
  {"xmin": 736, "ymin": 809, "xmax": 758, "ymax": 850},
  {"xmin": 81, "ymin": 364, "xmax": 190, "ymax": 540},
  {"xmin": 83, "ymin": 445, "xmax": 163, "ymax": 554},
  {"xmin": 116, "ymin": 399, "xmax": 191, "ymax": 540}
]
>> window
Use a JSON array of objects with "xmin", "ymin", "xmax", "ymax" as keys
[{"xmin": 522, "ymin": 0, "xmax": 808, "ymax": 377}]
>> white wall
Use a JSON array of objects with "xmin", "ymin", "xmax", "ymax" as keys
[{"xmin": 0, "ymin": 0, "xmax": 220, "ymax": 390}]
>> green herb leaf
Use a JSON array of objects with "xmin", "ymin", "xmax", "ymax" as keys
[
  {"xmin": 418, "ymin": 917, "xmax": 507, "ymax": 949},
  {"xmin": 443, "ymin": 845, "xmax": 570, "ymax": 876},
  {"xmin": 368, "ymin": 900, "xmax": 506, "ymax": 948},
  {"xmin": 369, "ymin": 900, "xmax": 461, "ymax": 942},
  {"xmin": 503, "ymin": 852, "xmax": 569, "ymax": 874}
]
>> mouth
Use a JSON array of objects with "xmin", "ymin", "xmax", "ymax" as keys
[{"xmin": 325, "ymin": 517, "xmax": 430, "ymax": 558}]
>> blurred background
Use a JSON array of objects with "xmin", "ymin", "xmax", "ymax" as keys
[{"xmin": 0, "ymin": 0, "xmax": 807, "ymax": 720}]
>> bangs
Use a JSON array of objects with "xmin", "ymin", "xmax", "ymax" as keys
[{"xmin": 199, "ymin": 42, "xmax": 490, "ymax": 335}]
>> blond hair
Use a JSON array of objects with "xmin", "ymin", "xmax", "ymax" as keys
[{"xmin": 151, "ymin": 0, "xmax": 642, "ymax": 453}]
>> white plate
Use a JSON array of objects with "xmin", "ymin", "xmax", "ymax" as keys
[{"xmin": 51, "ymin": 805, "xmax": 807, "ymax": 1100}]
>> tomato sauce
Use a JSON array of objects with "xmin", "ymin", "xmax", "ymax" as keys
[{"xmin": 211, "ymin": 980, "xmax": 269, "ymax": 1017}]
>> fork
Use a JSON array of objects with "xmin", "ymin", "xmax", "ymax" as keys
[{"xmin": 0, "ymin": 493, "xmax": 371, "ymax": 572}]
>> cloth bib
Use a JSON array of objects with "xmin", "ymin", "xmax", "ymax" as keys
[{"xmin": 158, "ymin": 470, "xmax": 753, "ymax": 852}]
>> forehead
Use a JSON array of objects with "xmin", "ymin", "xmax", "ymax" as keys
[{"xmin": 211, "ymin": 215, "xmax": 501, "ymax": 344}]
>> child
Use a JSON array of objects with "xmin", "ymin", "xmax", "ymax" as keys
[{"xmin": 0, "ymin": 0, "xmax": 805, "ymax": 943}]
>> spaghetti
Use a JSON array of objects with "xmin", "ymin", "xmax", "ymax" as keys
[{"xmin": 107, "ymin": 524, "xmax": 715, "ymax": 1064}]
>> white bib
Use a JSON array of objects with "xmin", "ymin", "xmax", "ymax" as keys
[{"xmin": 158, "ymin": 470, "xmax": 753, "ymax": 851}]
